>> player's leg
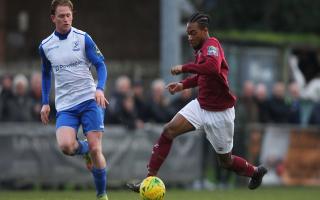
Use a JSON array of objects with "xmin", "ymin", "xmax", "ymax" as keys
[
  {"xmin": 127, "ymin": 99, "xmax": 202, "ymax": 193},
  {"xmin": 56, "ymin": 110, "xmax": 88, "ymax": 156},
  {"xmin": 204, "ymin": 107, "xmax": 267, "ymax": 189},
  {"xmin": 81, "ymin": 100, "xmax": 108, "ymax": 199},
  {"xmin": 127, "ymin": 113, "xmax": 194, "ymax": 193},
  {"xmin": 147, "ymin": 99, "xmax": 204, "ymax": 176},
  {"xmin": 216, "ymin": 153, "xmax": 256, "ymax": 179},
  {"xmin": 87, "ymin": 131, "xmax": 107, "ymax": 199},
  {"xmin": 56, "ymin": 127, "xmax": 78, "ymax": 155},
  {"xmin": 147, "ymin": 113, "xmax": 195, "ymax": 176},
  {"xmin": 216, "ymin": 153, "xmax": 267, "ymax": 189}
]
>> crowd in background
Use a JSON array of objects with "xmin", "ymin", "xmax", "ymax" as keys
[
  {"xmin": 0, "ymin": 73, "xmax": 194, "ymax": 128},
  {"xmin": 0, "ymin": 72, "xmax": 44, "ymax": 122},
  {"xmin": 236, "ymin": 80, "xmax": 301, "ymax": 126},
  {"xmin": 1, "ymin": 73, "xmax": 320, "ymax": 127}
]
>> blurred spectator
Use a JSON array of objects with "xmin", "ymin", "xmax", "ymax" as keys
[
  {"xmin": 254, "ymin": 83, "xmax": 270, "ymax": 123},
  {"xmin": 7, "ymin": 74, "xmax": 33, "ymax": 121},
  {"xmin": 29, "ymin": 72, "xmax": 42, "ymax": 121},
  {"xmin": 287, "ymin": 82, "xmax": 301, "ymax": 124},
  {"xmin": 236, "ymin": 80, "xmax": 259, "ymax": 124},
  {"xmin": 148, "ymin": 79, "xmax": 171, "ymax": 123},
  {"xmin": 0, "ymin": 74, "xmax": 14, "ymax": 121},
  {"xmin": 106, "ymin": 75, "xmax": 132, "ymax": 124},
  {"xmin": 133, "ymin": 80, "xmax": 150, "ymax": 122},
  {"xmin": 268, "ymin": 82, "xmax": 290, "ymax": 123},
  {"xmin": 29, "ymin": 72, "xmax": 56, "ymax": 123},
  {"xmin": 117, "ymin": 92, "xmax": 144, "ymax": 130}
]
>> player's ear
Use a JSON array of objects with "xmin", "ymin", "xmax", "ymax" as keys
[{"xmin": 50, "ymin": 15, "xmax": 55, "ymax": 23}]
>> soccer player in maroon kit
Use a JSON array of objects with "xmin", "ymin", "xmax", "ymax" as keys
[{"xmin": 128, "ymin": 12, "xmax": 267, "ymax": 192}]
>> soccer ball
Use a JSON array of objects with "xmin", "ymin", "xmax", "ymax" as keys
[{"xmin": 139, "ymin": 176, "xmax": 166, "ymax": 200}]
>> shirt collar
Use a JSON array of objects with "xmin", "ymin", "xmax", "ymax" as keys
[
  {"xmin": 193, "ymin": 38, "xmax": 210, "ymax": 55},
  {"xmin": 54, "ymin": 28, "xmax": 72, "ymax": 40}
]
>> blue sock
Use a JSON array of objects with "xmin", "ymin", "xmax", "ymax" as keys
[
  {"xmin": 75, "ymin": 140, "xmax": 89, "ymax": 155},
  {"xmin": 92, "ymin": 167, "xmax": 107, "ymax": 196}
]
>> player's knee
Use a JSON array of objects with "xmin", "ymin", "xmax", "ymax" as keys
[
  {"xmin": 89, "ymin": 144, "xmax": 101, "ymax": 157},
  {"xmin": 59, "ymin": 144, "xmax": 76, "ymax": 155},
  {"xmin": 58, "ymin": 140, "xmax": 77, "ymax": 155}
]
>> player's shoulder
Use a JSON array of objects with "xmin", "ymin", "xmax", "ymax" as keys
[
  {"xmin": 201, "ymin": 37, "xmax": 221, "ymax": 57},
  {"xmin": 206, "ymin": 37, "xmax": 221, "ymax": 46},
  {"xmin": 40, "ymin": 32, "xmax": 55, "ymax": 48},
  {"xmin": 72, "ymin": 27, "xmax": 86, "ymax": 36}
]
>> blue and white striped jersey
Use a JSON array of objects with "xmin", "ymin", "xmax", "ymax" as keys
[{"xmin": 39, "ymin": 27, "xmax": 107, "ymax": 112}]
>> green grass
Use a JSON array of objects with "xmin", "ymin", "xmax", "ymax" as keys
[{"xmin": 1, "ymin": 187, "xmax": 320, "ymax": 200}]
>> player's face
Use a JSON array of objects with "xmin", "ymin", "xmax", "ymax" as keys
[
  {"xmin": 51, "ymin": 5, "xmax": 73, "ymax": 34},
  {"xmin": 186, "ymin": 22, "xmax": 208, "ymax": 50}
]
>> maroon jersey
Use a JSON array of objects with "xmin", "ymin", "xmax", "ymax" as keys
[{"xmin": 181, "ymin": 37, "xmax": 236, "ymax": 111}]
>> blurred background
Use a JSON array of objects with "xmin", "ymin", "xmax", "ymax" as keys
[{"xmin": 0, "ymin": 0, "xmax": 320, "ymax": 192}]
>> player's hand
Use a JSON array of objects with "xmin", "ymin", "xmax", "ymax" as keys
[
  {"xmin": 166, "ymin": 82, "xmax": 183, "ymax": 95},
  {"xmin": 40, "ymin": 105, "xmax": 50, "ymax": 125},
  {"xmin": 171, "ymin": 65, "xmax": 183, "ymax": 75},
  {"xmin": 95, "ymin": 89, "xmax": 109, "ymax": 109}
]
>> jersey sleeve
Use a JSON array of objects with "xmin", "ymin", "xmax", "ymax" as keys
[
  {"xmin": 39, "ymin": 45, "xmax": 52, "ymax": 105},
  {"xmin": 85, "ymin": 34, "xmax": 107, "ymax": 91},
  {"xmin": 182, "ymin": 40, "xmax": 223, "ymax": 75},
  {"xmin": 181, "ymin": 75, "xmax": 199, "ymax": 89}
]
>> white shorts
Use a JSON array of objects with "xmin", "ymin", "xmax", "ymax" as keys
[{"xmin": 178, "ymin": 99, "xmax": 235, "ymax": 154}]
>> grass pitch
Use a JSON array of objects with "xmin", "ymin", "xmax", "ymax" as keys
[{"xmin": 0, "ymin": 187, "xmax": 319, "ymax": 200}]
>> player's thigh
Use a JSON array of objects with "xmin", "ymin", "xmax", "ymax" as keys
[
  {"xmin": 56, "ymin": 111, "xmax": 80, "ymax": 146},
  {"xmin": 165, "ymin": 113, "xmax": 195, "ymax": 138},
  {"xmin": 178, "ymin": 99, "xmax": 203, "ymax": 130},
  {"xmin": 165, "ymin": 99, "xmax": 203, "ymax": 138},
  {"xmin": 204, "ymin": 107, "xmax": 235, "ymax": 154},
  {"xmin": 81, "ymin": 100, "xmax": 105, "ymax": 134},
  {"xmin": 56, "ymin": 127, "xmax": 78, "ymax": 147}
]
